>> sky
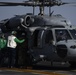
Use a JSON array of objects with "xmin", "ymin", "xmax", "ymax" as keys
[{"xmin": 0, "ymin": 0, "xmax": 76, "ymax": 26}]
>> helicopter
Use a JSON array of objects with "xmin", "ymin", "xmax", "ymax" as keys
[{"xmin": 0, "ymin": 0, "xmax": 76, "ymax": 67}]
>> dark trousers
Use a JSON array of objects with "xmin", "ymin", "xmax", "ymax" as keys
[
  {"xmin": 0, "ymin": 48, "xmax": 6, "ymax": 67},
  {"xmin": 8, "ymin": 47, "xmax": 16, "ymax": 67},
  {"xmin": 0, "ymin": 49, "xmax": 4, "ymax": 66}
]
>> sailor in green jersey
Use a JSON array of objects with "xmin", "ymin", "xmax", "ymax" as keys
[
  {"xmin": 0, "ymin": 34, "xmax": 7, "ymax": 67},
  {"xmin": 0, "ymin": 34, "xmax": 7, "ymax": 49}
]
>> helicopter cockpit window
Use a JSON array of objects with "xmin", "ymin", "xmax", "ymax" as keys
[
  {"xmin": 45, "ymin": 30, "xmax": 53, "ymax": 44},
  {"xmin": 69, "ymin": 29, "xmax": 76, "ymax": 39},
  {"xmin": 55, "ymin": 29, "xmax": 72, "ymax": 42}
]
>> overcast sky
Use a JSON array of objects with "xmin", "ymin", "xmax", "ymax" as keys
[{"xmin": 0, "ymin": 0, "xmax": 76, "ymax": 26}]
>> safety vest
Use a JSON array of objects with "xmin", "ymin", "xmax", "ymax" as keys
[{"xmin": 7, "ymin": 35, "xmax": 17, "ymax": 48}]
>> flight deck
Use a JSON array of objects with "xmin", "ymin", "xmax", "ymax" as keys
[{"xmin": 0, "ymin": 62, "xmax": 76, "ymax": 75}]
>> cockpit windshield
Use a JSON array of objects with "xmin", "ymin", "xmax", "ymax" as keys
[
  {"xmin": 55, "ymin": 29, "xmax": 72, "ymax": 42},
  {"xmin": 69, "ymin": 29, "xmax": 76, "ymax": 39}
]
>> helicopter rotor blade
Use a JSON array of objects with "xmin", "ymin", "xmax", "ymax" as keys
[
  {"xmin": 0, "ymin": 1, "xmax": 76, "ymax": 7},
  {"xmin": 0, "ymin": 1, "xmax": 41, "ymax": 6},
  {"xmin": 61, "ymin": 2, "xmax": 76, "ymax": 5}
]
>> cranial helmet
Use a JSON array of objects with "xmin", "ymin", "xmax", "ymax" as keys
[{"xmin": 12, "ymin": 31, "xmax": 17, "ymax": 34}]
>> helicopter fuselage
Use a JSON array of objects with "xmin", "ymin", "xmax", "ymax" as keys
[{"xmin": 0, "ymin": 14, "xmax": 76, "ymax": 67}]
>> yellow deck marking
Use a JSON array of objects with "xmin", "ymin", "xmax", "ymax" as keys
[{"xmin": 0, "ymin": 68, "xmax": 66, "ymax": 75}]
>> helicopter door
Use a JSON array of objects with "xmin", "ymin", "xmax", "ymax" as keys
[
  {"xmin": 31, "ymin": 30, "xmax": 56, "ymax": 61},
  {"xmin": 40, "ymin": 30, "xmax": 55, "ymax": 60},
  {"xmin": 32, "ymin": 29, "xmax": 45, "ymax": 48}
]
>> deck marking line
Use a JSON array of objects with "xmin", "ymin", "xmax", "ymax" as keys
[{"xmin": 0, "ymin": 68, "xmax": 67, "ymax": 75}]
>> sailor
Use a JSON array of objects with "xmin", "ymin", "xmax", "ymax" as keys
[
  {"xmin": 0, "ymin": 34, "xmax": 7, "ymax": 67},
  {"xmin": 7, "ymin": 31, "xmax": 25, "ymax": 68}
]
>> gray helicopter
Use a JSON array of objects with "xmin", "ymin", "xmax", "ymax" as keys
[{"xmin": 0, "ymin": 0, "xmax": 76, "ymax": 67}]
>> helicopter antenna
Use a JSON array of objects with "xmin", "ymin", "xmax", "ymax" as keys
[{"xmin": 50, "ymin": 10, "xmax": 54, "ymax": 16}]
